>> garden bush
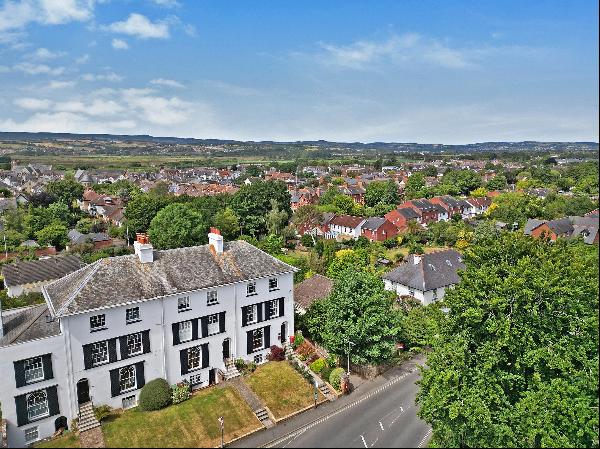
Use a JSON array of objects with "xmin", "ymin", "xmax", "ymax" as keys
[
  {"xmin": 321, "ymin": 366, "xmax": 332, "ymax": 383},
  {"xmin": 93, "ymin": 404, "xmax": 113, "ymax": 422},
  {"xmin": 329, "ymin": 368, "xmax": 346, "ymax": 391},
  {"xmin": 292, "ymin": 332, "xmax": 305, "ymax": 349},
  {"xmin": 138, "ymin": 378, "xmax": 172, "ymax": 411},
  {"xmin": 267, "ymin": 345, "xmax": 286, "ymax": 361},
  {"xmin": 309, "ymin": 358, "xmax": 326, "ymax": 374},
  {"xmin": 235, "ymin": 358, "xmax": 246, "ymax": 371},
  {"xmin": 296, "ymin": 341, "xmax": 315, "ymax": 361},
  {"xmin": 172, "ymin": 382, "xmax": 191, "ymax": 404}
]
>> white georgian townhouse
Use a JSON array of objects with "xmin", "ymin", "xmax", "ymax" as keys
[{"xmin": 0, "ymin": 229, "xmax": 296, "ymax": 447}]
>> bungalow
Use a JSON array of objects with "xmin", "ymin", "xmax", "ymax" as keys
[
  {"xmin": 294, "ymin": 275, "xmax": 334, "ymax": 314},
  {"xmin": 67, "ymin": 230, "xmax": 113, "ymax": 250},
  {"xmin": 382, "ymin": 250, "xmax": 465, "ymax": 306}
]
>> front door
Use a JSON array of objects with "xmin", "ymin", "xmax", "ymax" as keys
[
  {"xmin": 280, "ymin": 322, "xmax": 287, "ymax": 344},
  {"xmin": 77, "ymin": 379, "xmax": 90, "ymax": 404},
  {"xmin": 222, "ymin": 339, "xmax": 230, "ymax": 360}
]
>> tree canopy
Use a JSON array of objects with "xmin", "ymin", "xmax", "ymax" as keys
[
  {"xmin": 148, "ymin": 203, "xmax": 208, "ymax": 249},
  {"xmin": 417, "ymin": 234, "xmax": 599, "ymax": 448}
]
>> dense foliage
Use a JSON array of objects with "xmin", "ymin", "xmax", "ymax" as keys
[
  {"xmin": 417, "ymin": 234, "xmax": 599, "ymax": 448},
  {"xmin": 138, "ymin": 379, "xmax": 173, "ymax": 411}
]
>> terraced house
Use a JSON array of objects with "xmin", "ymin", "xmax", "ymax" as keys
[{"xmin": 0, "ymin": 230, "xmax": 296, "ymax": 447}]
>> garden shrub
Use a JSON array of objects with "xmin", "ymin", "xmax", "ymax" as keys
[
  {"xmin": 292, "ymin": 332, "xmax": 305, "ymax": 349},
  {"xmin": 321, "ymin": 366, "xmax": 332, "ymax": 383},
  {"xmin": 93, "ymin": 404, "xmax": 113, "ymax": 422},
  {"xmin": 309, "ymin": 358, "xmax": 326, "ymax": 374},
  {"xmin": 296, "ymin": 341, "xmax": 315, "ymax": 361},
  {"xmin": 172, "ymin": 382, "xmax": 191, "ymax": 404},
  {"xmin": 235, "ymin": 358, "xmax": 246, "ymax": 371},
  {"xmin": 329, "ymin": 368, "xmax": 345, "ymax": 391},
  {"xmin": 267, "ymin": 345, "xmax": 286, "ymax": 361},
  {"xmin": 138, "ymin": 378, "xmax": 172, "ymax": 411},
  {"xmin": 307, "ymin": 353, "xmax": 319, "ymax": 364}
]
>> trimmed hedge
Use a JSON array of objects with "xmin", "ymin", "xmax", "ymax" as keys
[
  {"xmin": 138, "ymin": 378, "xmax": 172, "ymax": 411},
  {"xmin": 329, "ymin": 368, "xmax": 345, "ymax": 391}
]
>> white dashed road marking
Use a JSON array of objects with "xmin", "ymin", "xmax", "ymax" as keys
[{"xmin": 360, "ymin": 435, "xmax": 368, "ymax": 448}]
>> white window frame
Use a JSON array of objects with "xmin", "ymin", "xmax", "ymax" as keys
[
  {"xmin": 26, "ymin": 390, "xmax": 49, "ymax": 421},
  {"xmin": 24, "ymin": 427, "xmax": 39, "ymax": 444},
  {"xmin": 90, "ymin": 314, "xmax": 106, "ymax": 332},
  {"xmin": 269, "ymin": 300, "xmax": 279, "ymax": 318},
  {"xmin": 118, "ymin": 365, "xmax": 137, "ymax": 394},
  {"xmin": 126, "ymin": 333, "xmax": 143, "ymax": 357},
  {"xmin": 252, "ymin": 328, "xmax": 264, "ymax": 351},
  {"xmin": 188, "ymin": 346, "xmax": 202, "ymax": 372},
  {"xmin": 24, "ymin": 357, "xmax": 44, "ymax": 384},
  {"xmin": 246, "ymin": 305, "xmax": 257, "ymax": 325},
  {"xmin": 268, "ymin": 278, "xmax": 279, "ymax": 291},
  {"xmin": 178, "ymin": 296, "xmax": 191, "ymax": 313},
  {"xmin": 207, "ymin": 290, "xmax": 218, "ymax": 306},
  {"xmin": 91, "ymin": 341, "xmax": 109, "ymax": 366},
  {"xmin": 126, "ymin": 307, "xmax": 140, "ymax": 324},
  {"xmin": 189, "ymin": 373, "xmax": 202, "ymax": 387},
  {"xmin": 253, "ymin": 354, "xmax": 263, "ymax": 364},
  {"xmin": 179, "ymin": 321, "xmax": 193, "ymax": 343},
  {"xmin": 207, "ymin": 314, "xmax": 220, "ymax": 335},
  {"xmin": 247, "ymin": 281, "xmax": 257, "ymax": 296}
]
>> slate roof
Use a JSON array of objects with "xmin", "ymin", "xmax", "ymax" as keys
[
  {"xmin": 382, "ymin": 249, "xmax": 465, "ymax": 292},
  {"xmin": 0, "ymin": 305, "xmax": 61, "ymax": 347},
  {"xmin": 524, "ymin": 219, "xmax": 546, "ymax": 235},
  {"xmin": 68, "ymin": 229, "xmax": 111, "ymax": 245},
  {"xmin": 44, "ymin": 240, "xmax": 297, "ymax": 317},
  {"xmin": 362, "ymin": 217, "xmax": 387, "ymax": 231},
  {"xmin": 397, "ymin": 207, "xmax": 420, "ymax": 220},
  {"xmin": 294, "ymin": 274, "xmax": 334, "ymax": 311},
  {"xmin": 2, "ymin": 255, "xmax": 85, "ymax": 287},
  {"xmin": 546, "ymin": 218, "xmax": 574, "ymax": 235}
]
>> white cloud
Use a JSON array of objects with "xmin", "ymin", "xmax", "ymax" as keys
[
  {"xmin": 76, "ymin": 54, "xmax": 90, "ymax": 64},
  {"xmin": 13, "ymin": 62, "xmax": 65, "ymax": 75},
  {"xmin": 106, "ymin": 13, "xmax": 170, "ymax": 39},
  {"xmin": 150, "ymin": 78, "xmax": 184, "ymax": 88},
  {"xmin": 47, "ymin": 80, "xmax": 76, "ymax": 89},
  {"xmin": 27, "ymin": 47, "xmax": 66, "ymax": 60},
  {"xmin": 81, "ymin": 72, "xmax": 123, "ymax": 82},
  {"xmin": 14, "ymin": 97, "xmax": 53, "ymax": 110},
  {"xmin": 316, "ymin": 33, "xmax": 474, "ymax": 70},
  {"xmin": 121, "ymin": 88, "xmax": 192, "ymax": 125},
  {"xmin": 0, "ymin": 0, "xmax": 95, "ymax": 32},
  {"xmin": 152, "ymin": 0, "xmax": 180, "ymax": 7},
  {"xmin": 111, "ymin": 38, "xmax": 129, "ymax": 50}
]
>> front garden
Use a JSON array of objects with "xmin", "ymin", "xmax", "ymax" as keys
[
  {"xmin": 34, "ymin": 432, "xmax": 80, "ymax": 448},
  {"xmin": 244, "ymin": 361, "xmax": 324, "ymax": 419},
  {"xmin": 102, "ymin": 386, "xmax": 260, "ymax": 448}
]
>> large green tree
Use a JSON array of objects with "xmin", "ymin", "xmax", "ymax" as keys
[
  {"xmin": 148, "ymin": 203, "xmax": 208, "ymax": 249},
  {"xmin": 417, "ymin": 235, "xmax": 599, "ymax": 448},
  {"xmin": 45, "ymin": 176, "xmax": 84, "ymax": 208},
  {"xmin": 365, "ymin": 180, "xmax": 400, "ymax": 207},
  {"xmin": 230, "ymin": 180, "xmax": 291, "ymax": 236},
  {"xmin": 310, "ymin": 270, "xmax": 402, "ymax": 365},
  {"xmin": 124, "ymin": 193, "xmax": 173, "ymax": 233}
]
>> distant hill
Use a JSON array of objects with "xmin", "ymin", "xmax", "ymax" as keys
[{"xmin": 0, "ymin": 131, "xmax": 597, "ymax": 153}]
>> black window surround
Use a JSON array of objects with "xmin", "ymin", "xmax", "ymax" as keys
[
  {"xmin": 241, "ymin": 298, "xmax": 284, "ymax": 327},
  {"xmin": 172, "ymin": 311, "xmax": 226, "ymax": 346},
  {"xmin": 14, "ymin": 354, "xmax": 54, "ymax": 389},
  {"xmin": 83, "ymin": 330, "xmax": 150, "ymax": 370},
  {"xmin": 15, "ymin": 385, "xmax": 60, "ymax": 427}
]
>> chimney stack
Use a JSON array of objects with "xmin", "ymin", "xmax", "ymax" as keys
[
  {"xmin": 208, "ymin": 227, "xmax": 223, "ymax": 254},
  {"xmin": 413, "ymin": 253, "xmax": 423, "ymax": 265},
  {"xmin": 134, "ymin": 233, "xmax": 154, "ymax": 263}
]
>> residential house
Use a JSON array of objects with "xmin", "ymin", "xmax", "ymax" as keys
[
  {"xmin": 385, "ymin": 207, "xmax": 421, "ymax": 230},
  {"xmin": 524, "ymin": 215, "xmax": 599, "ymax": 244},
  {"xmin": 0, "ymin": 231, "xmax": 297, "ymax": 447},
  {"xmin": 327, "ymin": 215, "xmax": 366, "ymax": 240},
  {"xmin": 361, "ymin": 217, "xmax": 399, "ymax": 242},
  {"xmin": 382, "ymin": 250, "xmax": 465, "ymax": 305},
  {"xmin": 293, "ymin": 275, "xmax": 334, "ymax": 314},
  {"xmin": 1, "ymin": 255, "xmax": 85, "ymax": 298},
  {"xmin": 67, "ymin": 230, "xmax": 113, "ymax": 250}
]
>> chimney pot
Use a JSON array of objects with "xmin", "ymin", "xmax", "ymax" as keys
[
  {"xmin": 208, "ymin": 228, "xmax": 224, "ymax": 254},
  {"xmin": 134, "ymin": 233, "xmax": 154, "ymax": 263}
]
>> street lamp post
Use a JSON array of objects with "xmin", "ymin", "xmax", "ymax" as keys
[
  {"xmin": 347, "ymin": 340, "xmax": 355, "ymax": 376},
  {"xmin": 313, "ymin": 379, "xmax": 318, "ymax": 408},
  {"xmin": 218, "ymin": 416, "xmax": 224, "ymax": 448}
]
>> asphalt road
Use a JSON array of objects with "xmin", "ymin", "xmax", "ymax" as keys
[{"xmin": 231, "ymin": 356, "xmax": 431, "ymax": 448}]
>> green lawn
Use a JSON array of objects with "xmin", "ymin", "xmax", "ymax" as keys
[
  {"xmin": 102, "ymin": 386, "xmax": 261, "ymax": 448},
  {"xmin": 35, "ymin": 432, "xmax": 80, "ymax": 448},
  {"xmin": 245, "ymin": 361, "xmax": 322, "ymax": 419}
]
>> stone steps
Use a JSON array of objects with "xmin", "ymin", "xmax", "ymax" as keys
[
  {"xmin": 78, "ymin": 402, "xmax": 101, "ymax": 432},
  {"xmin": 254, "ymin": 408, "xmax": 273, "ymax": 428}
]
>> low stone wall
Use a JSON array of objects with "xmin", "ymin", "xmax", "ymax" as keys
[
  {"xmin": 0, "ymin": 420, "xmax": 7, "ymax": 449},
  {"xmin": 349, "ymin": 361, "xmax": 395, "ymax": 379}
]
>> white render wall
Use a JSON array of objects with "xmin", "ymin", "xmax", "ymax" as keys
[
  {"xmin": 0, "ymin": 334, "xmax": 70, "ymax": 448},
  {"xmin": 0, "ymin": 272, "xmax": 295, "ymax": 447},
  {"xmin": 383, "ymin": 279, "xmax": 447, "ymax": 306}
]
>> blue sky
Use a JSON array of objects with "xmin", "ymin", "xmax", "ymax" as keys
[{"xmin": 0, "ymin": 0, "xmax": 598, "ymax": 143}]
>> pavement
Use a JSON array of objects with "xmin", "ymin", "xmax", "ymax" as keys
[{"xmin": 229, "ymin": 354, "xmax": 431, "ymax": 448}]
